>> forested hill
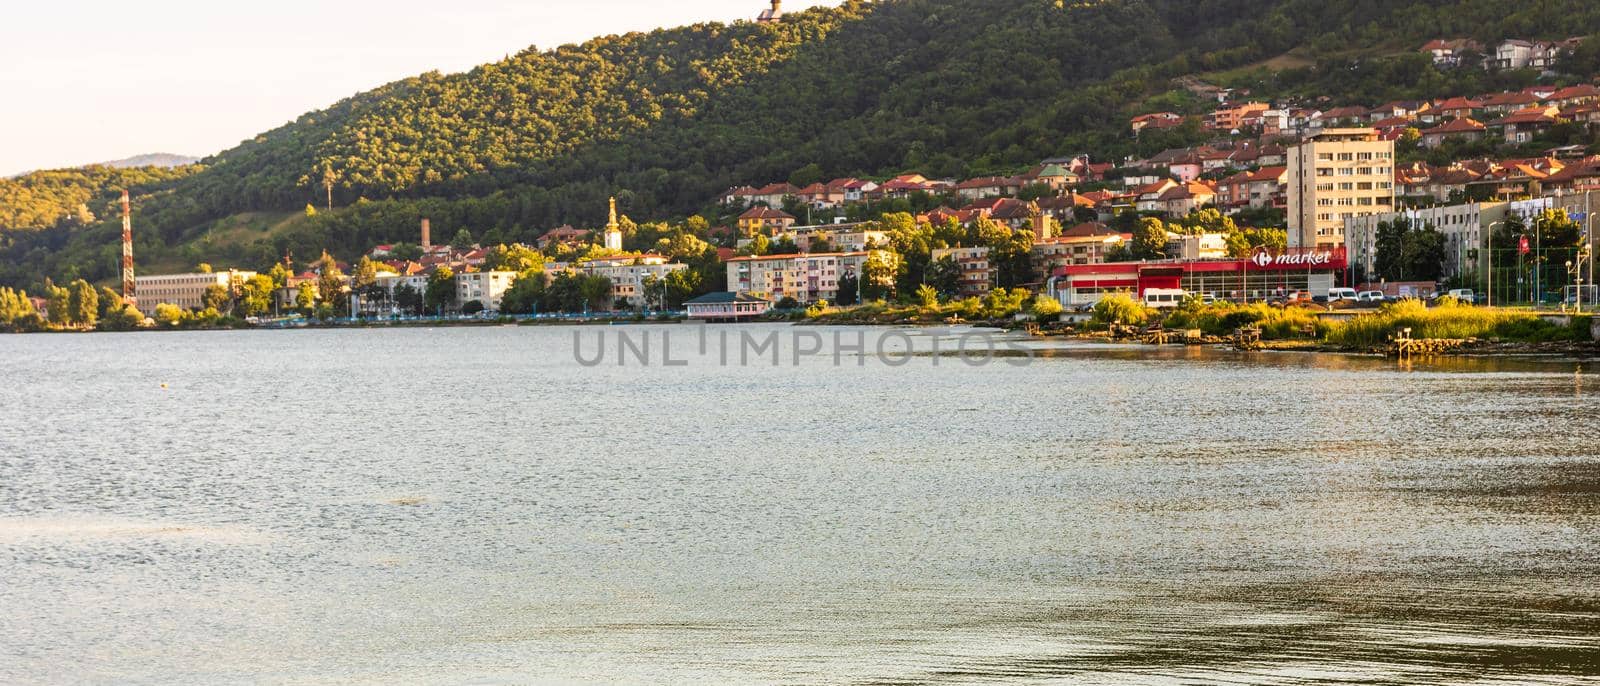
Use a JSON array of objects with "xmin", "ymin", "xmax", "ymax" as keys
[{"xmin": 6, "ymin": 0, "xmax": 1600, "ymax": 288}]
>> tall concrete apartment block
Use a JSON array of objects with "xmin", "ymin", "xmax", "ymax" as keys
[{"xmin": 1287, "ymin": 128, "xmax": 1396, "ymax": 249}]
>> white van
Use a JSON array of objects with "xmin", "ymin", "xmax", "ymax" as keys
[
  {"xmin": 1445, "ymin": 288, "xmax": 1476, "ymax": 304},
  {"xmin": 1143, "ymin": 289, "xmax": 1187, "ymax": 309},
  {"xmin": 1327, "ymin": 288, "xmax": 1359, "ymax": 302}
]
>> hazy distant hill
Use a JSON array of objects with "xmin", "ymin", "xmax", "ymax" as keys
[
  {"xmin": 97, "ymin": 153, "xmax": 199, "ymax": 169},
  {"xmin": 4, "ymin": 0, "xmax": 1600, "ymax": 289}
]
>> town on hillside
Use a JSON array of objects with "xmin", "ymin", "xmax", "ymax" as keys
[{"xmin": 5, "ymin": 35, "xmax": 1599, "ymax": 330}]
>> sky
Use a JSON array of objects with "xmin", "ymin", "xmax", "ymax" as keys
[{"xmin": 0, "ymin": 0, "xmax": 841, "ymax": 176}]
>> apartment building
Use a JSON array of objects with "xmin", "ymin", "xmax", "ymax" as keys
[
  {"xmin": 135, "ymin": 270, "xmax": 256, "ymax": 311},
  {"xmin": 930, "ymin": 246, "xmax": 993, "ymax": 297},
  {"xmin": 1343, "ymin": 202, "xmax": 1510, "ymax": 282},
  {"xmin": 725, "ymin": 251, "xmax": 896, "ymax": 304},
  {"xmin": 1287, "ymin": 128, "xmax": 1396, "ymax": 249},
  {"xmin": 577, "ymin": 254, "xmax": 689, "ymax": 309},
  {"xmin": 454, "ymin": 271, "xmax": 520, "ymax": 311}
]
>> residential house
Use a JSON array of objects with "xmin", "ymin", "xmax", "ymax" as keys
[
  {"xmin": 989, "ymin": 198, "xmax": 1041, "ymax": 230},
  {"xmin": 1490, "ymin": 40, "xmax": 1537, "ymax": 70},
  {"xmin": 738, "ymin": 207, "xmax": 797, "ymax": 236},
  {"xmin": 1157, "ymin": 181, "xmax": 1218, "ymax": 217},
  {"xmin": 1319, "ymin": 106, "xmax": 1369, "ymax": 126},
  {"xmin": 1420, "ymin": 118, "xmax": 1487, "ymax": 148},
  {"xmin": 1478, "ymin": 91, "xmax": 1542, "ymax": 115},
  {"xmin": 954, "ymin": 176, "xmax": 1022, "ymax": 201},
  {"xmin": 1023, "ymin": 163, "xmax": 1079, "ymax": 191},
  {"xmin": 1240, "ymin": 166, "xmax": 1287, "ymax": 209},
  {"xmin": 1031, "ymin": 222, "xmax": 1129, "ymax": 272},
  {"xmin": 839, "ymin": 178, "xmax": 879, "ymax": 202},
  {"xmin": 1133, "ymin": 180, "xmax": 1181, "ymax": 213},
  {"xmin": 1255, "ymin": 143, "xmax": 1289, "ymax": 167},
  {"xmin": 1130, "ymin": 112, "xmax": 1185, "ymax": 134},
  {"xmin": 1548, "ymin": 84, "xmax": 1600, "ymax": 109},
  {"xmin": 1427, "ymin": 97, "xmax": 1482, "ymax": 123},
  {"xmin": 1542, "ymin": 157, "xmax": 1600, "ymax": 192},
  {"xmin": 1562, "ymin": 102, "xmax": 1600, "ymax": 129},
  {"xmin": 1206, "ymin": 102, "xmax": 1270, "ymax": 131},
  {"xmin": 751, "ymin": 182, "xmax": 800, "ymax": 207},
  {"xmin": 1464, "ymin": 163, "xmax": 1548, "ymax": 200},
  {"xmin": 1421, "ymin": 39, "xmax": 1483, "ymax": 67},
  {"xmin": 1488, "ymin": 106, "xmax": 1563, "ymax": 144},
  {"xmin": 723, "ymin": 186, "xmax": 760, "ymax": 205},
  {"xmin": 537, "ymin": 225, "xmax": 590, "ymax": 251}
]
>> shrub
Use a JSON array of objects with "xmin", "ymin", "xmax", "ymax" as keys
[
  {"xmin": 1091, "ymin": 294, "xmax": 1151, "ymax": 327},
  {"xmin": 1030, "ymin": 295, "xmax": 1063, "ymax": 322}
]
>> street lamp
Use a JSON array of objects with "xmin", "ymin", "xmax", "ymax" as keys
[
  {"xmin": 1487, "ymin": 220, "xmax": 1506, "ymax": 308},
  {"xmin": 1568, "ymin": 259, "xmax": 1576, "ymax": 312}
]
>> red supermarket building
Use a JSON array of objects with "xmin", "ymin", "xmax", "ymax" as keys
[{"xmin": 1049, "ymin": 247, "xmax": 1349, "ymax": 306}]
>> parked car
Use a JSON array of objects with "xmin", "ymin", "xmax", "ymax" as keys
[
  {"xmin": 1357, "ymin": 290, "xmax": 1386, "ymax": 304},
  {"xmin": 1328, "ymin": 287, "xmax": 1359, "ymax": 302},
  {"xmin": 1143, "ymin": 289, "xmax": 1187, "ymax": 309},
  {"xmin": 1444, "ymin": 288, "xmax": 1476, "ymax": 304}
]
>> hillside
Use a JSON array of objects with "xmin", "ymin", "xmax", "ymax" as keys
[{"xmin": 5, "ymin": 0, "xmax": 1600, "ymax": 289}]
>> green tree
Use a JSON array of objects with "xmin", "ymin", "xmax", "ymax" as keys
[
  {"xmin": 67, "ymin": 279, "xmax": 98, "ymax": 327},
  {"xmin": 425, "ymin": 266, "xmax": 456, "ymax": 312},
  {"xmin": 295, "ymin": 281, "xmax": 317, "ymax": 314},
  {"xmin": 450, "ymin": 229, "xmax": 475, "ymax": 250},
  {"xmin": 991, "ymin": 230, "xmax": 1036, "ymax": 290},
  {"xmin": 1401, "ymin": 226, "xmax": 1447, "ymax": 282},
  {"xmin": 484, "ymin": 244, "xmax": 546, "ymax": 273},
  {"xmin": 315, "ymin": 252, "xmax": 348, "ymax": 312},
  {"xmin": 238, "ymin": 274, "xmax": 276, "ymax": 317},
  {"xmin": 1133, "ymin": 218, "xmax": 1172, "ymax": 260},
  {"xmin": 97, "ymin": 286, "xmax": 125, "ymax": 320},
  {"xmin": 861, "ymin": 252, "xmax": 897, "ymax": 301},
  {"xmin": 202, "ymin": 284, "xmax": 231, "ymax": 313},
  {"xmin": 926, "ymin": 254, "xmax": 962, "ymax": 298},
  {"xmin": 500, "ymin": 270, "xmax": 547, "ymax": 314},
  {"xmin": 154, "ymin": 303, "xmax": 187, "ymax": 326},
  {"xmin": 394, "ymin": 283, "xmax": 424, "ymax": 315},
  {"xmin": 98, "ymin": 304, "xmax": 146, "ymax": 331},
  {"xmin": 835, "ymin": 272, "xmax": 860, "ymax": 306}
]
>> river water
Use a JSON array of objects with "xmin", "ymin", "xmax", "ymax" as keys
[{"xmin": 0, "ymin": 324, "xmax": 1596, "ymax": 684}]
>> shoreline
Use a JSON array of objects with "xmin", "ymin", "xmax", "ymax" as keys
[{"xmin": 7, "ymin": 312, "xmax": 1598, "ymax": 360}]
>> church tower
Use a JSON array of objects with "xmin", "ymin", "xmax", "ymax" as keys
[
  {"xmin": 604, "ymin": 197, "xmax": 623, "ymax": 251},
  {"xmin": 757, "ymin": 0, "xmax": 783, "ymax": 24}
]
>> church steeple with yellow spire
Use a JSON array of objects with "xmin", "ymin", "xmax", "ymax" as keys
[{"xmin": 604, "ymin": 196, "xmax": 623, "ymax": 251}]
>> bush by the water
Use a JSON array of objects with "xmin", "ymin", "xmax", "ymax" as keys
[
  {"xmin": 1160, "ymin": 299, "xmax": 1329, "ymax": 339},
  {"xmin": 1090, "ymin": 294, "xmax": 1151, "ymax": 327}
]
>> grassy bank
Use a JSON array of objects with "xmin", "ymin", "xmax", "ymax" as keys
[
  {"xmin": 1325, "ymin": 300, "xmax": 1590, "ymax": 348},
  {"xmin": 1106, "ymin": 294, "xmax": 1594, "ymax": 349}
]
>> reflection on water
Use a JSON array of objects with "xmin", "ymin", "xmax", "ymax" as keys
[{"xmin": 0, "ymin": 325, "xmax": 1596, "ymax": 684}]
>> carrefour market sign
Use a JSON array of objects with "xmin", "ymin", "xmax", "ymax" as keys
[{"xmin": 1249, "ymin": 249, "xmax": 1341, "ymax": 270}]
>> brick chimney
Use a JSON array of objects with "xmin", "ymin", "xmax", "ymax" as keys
[{"xmin": 421, "ymin": 218, "xmax": 431, "ymax": 250}]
